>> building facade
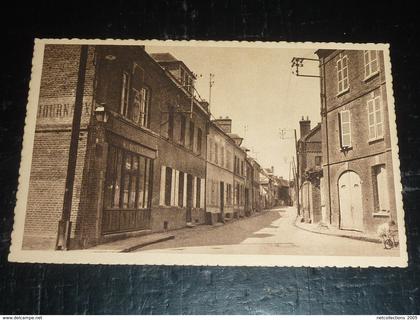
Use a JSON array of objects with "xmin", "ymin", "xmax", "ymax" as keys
[
  {"xmin": 205, "ymin": 119, "xmax": 235, "ymax": 224},
  {"xmin": 249, "ymin": 158, "xmax": 262, "ymax": 212},
  {"xmin": 297, "ymin": 117, "xmax": 322, "ymax": 224},
  {"xmin": 316, "ymin": 49, "xmax": 397, "ymax": 234},
  {"xmin": 23, "ymin": 45, "xmax": 210, "ymax": 249}
]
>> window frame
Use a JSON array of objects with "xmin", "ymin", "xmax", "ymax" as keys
[
  {"xmin": 336, "ymin": 54, "xmax": 350, "ymax": 96},
  {"xmin": 339, "ymin": 109, "xmax": 352, "ymax": 149},
  {"xmin": 120, "ymin": 72, "xmax": 130, "ymax": 117},
  {"xmin": 197, "ymin": 128, "xmax": 202, "ymax": 155},
  {"xmin": 367, "ymin": 95, "xmax": 384, "ymax": 142},
  {"xmin": 363, "ymin": 50, "xmax": 380, "ymax": 80}
]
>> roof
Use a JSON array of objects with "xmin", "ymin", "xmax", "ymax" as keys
[
  {"xmin": 149, "ymin": 52, "xmax": 178, "ymax": 62},
  {"xmin": 150, "ymin": 52, "xmax": 196, "ymax": 79}
]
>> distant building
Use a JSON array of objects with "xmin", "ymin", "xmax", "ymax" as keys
[
  {"xmin": 248, "ymin": 157, "xmax": 262, "ymax": 212},
  {"xmin": 227, "ymin": 130, "xmax": 247, "ymax": 218},
  {"xmin": 205, "ymin": 118, "xmax": 236, "ymax": 224},
  {"xmin": 244, "ymin": 155, "xmax": 253, "ymax": 216},
  {"xmin": 297, "ymin": 117, "xmax": 322, "ymax": 223},
  {"xmin": 316, "ymin": 49, "xmax": 397, "ymax": 234}
]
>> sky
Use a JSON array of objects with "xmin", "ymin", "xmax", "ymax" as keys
[{"xmin": 146, "ymin": 44, "xmax": 321, "ymax": 179}]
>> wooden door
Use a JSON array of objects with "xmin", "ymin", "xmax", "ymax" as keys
[{"xmin": 338, "ymin": 171, "xmax": 363, "ymax": 231}]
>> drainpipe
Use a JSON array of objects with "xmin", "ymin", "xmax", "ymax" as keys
[
  {"xmin": 55, "ymin": 45, "xmax": 89, "ymax": 250},
  {"xmin": 321, "ymin": 57, "xmax": 333, "ymax": 225}
]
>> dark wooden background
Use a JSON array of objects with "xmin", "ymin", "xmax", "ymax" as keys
[{"xmin": 1, "ymin": 0, "xmax": 419, "ymax": 314}]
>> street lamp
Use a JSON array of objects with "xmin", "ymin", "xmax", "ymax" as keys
[{"xmin": 94, "ymin": 103, "xmax": 109, "ymax": 123}]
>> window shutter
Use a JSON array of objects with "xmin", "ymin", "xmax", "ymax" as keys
[
  {"xmin": 159, "ymin": 165, "xmax": 166, "ymax": 206},
  {"xmin": 183, "ymin": 172, "xmax": 187, "ymax": 207},
  {"xmin": 174, "ymin": 169, "xmax": 179, "ymax": 207},
  {"xmin": 374, "ymin": 97, "xmax": 383, "ymax": 137},
  {"xmin": 192, "ymin": 175, "xmax": 197, "ymax": 208},
  {"xmin": 340, "ymin": 110, "xmax": 351, "ymax": 147}
]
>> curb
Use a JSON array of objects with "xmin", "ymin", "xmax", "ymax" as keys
[
  {"xmin": 120, "ymin": 235, "xmax": 175, "ymax": 253},
  {"xmin": 294, "ymin": 218, "xmax": 381, "ymax": 244}
]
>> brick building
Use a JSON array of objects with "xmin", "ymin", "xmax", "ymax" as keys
[
  {"xmin": 23, "ymin": 44, "xmax": 209, "ymax": 249},
  {"xmin": 297, "ymin": 117, "xmax": 322, "ymax": 223},
  {"xmin": 316, "ymin": 49, "xmax": 397, "ymax": 234}
]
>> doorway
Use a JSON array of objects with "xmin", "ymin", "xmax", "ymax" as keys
[
  {"xmin": 219, "ymin": 182, "xmax": 224, "ymax": 222},
  {"xmin": 338, "ymin": 171, "xmax": 363, "ymax": 231}
]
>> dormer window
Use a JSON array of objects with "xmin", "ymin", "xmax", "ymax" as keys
[{"xmin": 179, "ymin": 66, "xmax": 194, "ymax": 94}]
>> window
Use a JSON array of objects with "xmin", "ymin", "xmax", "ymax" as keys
[
  {"xmin": 120, "ymin": 69, "xmax": 150, "ymax": 127},
  {"xmin": 367, "ymin": 95, "xmax": 383, "ymax": 141},
  {"xmin": 235, "ymin": 182, "xmax": 240, "ymax": 205},
  {"xmin": 167, "ymin": 108, "xmax": 174, "ymax": 140},
  {"xmin": 189, "ymin": 121, "xmax": 195, "ymax": 151},
  {"xmin": 104, "ymin": 145, "xmax": 153, "ymax": 210},
  {"xmin": 176, "ymin": 171, "xmax": 184, "ymax": 207},
  {"xmin": 227, "ymin": 184, "xmax": 232, "ymax": 205},
  {"xmin": 337, "ymin": 54, "xmax": 349, "ymax": 94},
  {"xmin": 315, "ymin": 156, "xmax": 322, "ymax": 166},
  {"xmin": 209, "ymin": 138, "xmax": 214, "ymax": 162},
  {"xmin": 164, "ymin": 167, "xmax": 172, "ymax": 206},
  {"xmin": 180, "ymin": 68, "xmax": 185, "ymax": 85},
  {"xmin": 241, "ymin": 160, "xmax": 244, "ymax": 176},
  {"xmin": 364, "ymin": 50, "xmax": 379, "ymax": 79},
  {"xmin": 131, "ymin": 87, "xmax": 150, "ymax": 127},
  {"xmin": 221, "ymin": 146, "xmax": 225, "ymax": 167},
  {"xmin": 180, "ymin": 115, "xmax": 186, "ymax": 145},
  {"xmin": 120, "ymin": 72, "xmax": 130, "ymax": 116},
  {"xmin": 215, "ymin": 143, "xmax": 219, "ymax": 165},
  {"xmin": 197, "ymin": 128, "xmax": 202, "ymax": 155},
  {"xmin": 372, "ymin": 165, "xmax": 389, "ymax": 214},
  {"xmin": 339, "ymin": 110, "xmax": 352, "ymax": 148}
]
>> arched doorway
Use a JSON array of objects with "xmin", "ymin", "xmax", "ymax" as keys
[{"xmin": 338, "ymin": 171, "xmax": 363, "ymax": 231}]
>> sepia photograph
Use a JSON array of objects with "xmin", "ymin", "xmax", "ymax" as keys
[{"xmin": 9, "ymin": 39, "xmax": 407, "ymax": 267}]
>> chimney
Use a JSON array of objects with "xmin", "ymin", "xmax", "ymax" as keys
[
  {"xmin": 271, "ymin": 166, "xmax": 274, "ymax": 174},
  {"xmin": 213, "ymin": 117, "xmax": 232, "ymax": 133},
  {"xmin": 299, "ymin": 116, "xmax": 311, "ymax": 138}
]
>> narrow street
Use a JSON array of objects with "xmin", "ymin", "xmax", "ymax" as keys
[{"xmin": 134, "ymin": 206, "xmax": 399, "ymax": 256}]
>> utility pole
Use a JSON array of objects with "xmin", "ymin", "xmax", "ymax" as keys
[
  {"xmin": 294, "ymin": 129, "xmax": 300, "ymax": 217},
  {"xmin": 56, "ymin": 45, "xmax": 89, "ymax": 250},
  {"xmin": 290, "ymin": 57, "xmax": 321, "ymax": 218},
  {"xmin": 208, "ymin": 73, "xmax": 215, "ymax": 111}
]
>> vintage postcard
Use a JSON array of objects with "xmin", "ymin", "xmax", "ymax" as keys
[{"xmin": 9, "ymin": 39, "xmax": 408, "ymax": 267}]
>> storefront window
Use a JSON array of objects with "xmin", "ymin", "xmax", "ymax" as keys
[{"xmin": 105, "ymin": 145, "xmax": 153, "ymax": 210}]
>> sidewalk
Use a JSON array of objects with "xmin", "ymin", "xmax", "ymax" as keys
[
  {"xmin": 87, "ymin": 207, "xmax": 281, "ymax": 252},
  {"xmin": 294, "ymin": 217, "xmax": 381, "ymax": 244}
]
